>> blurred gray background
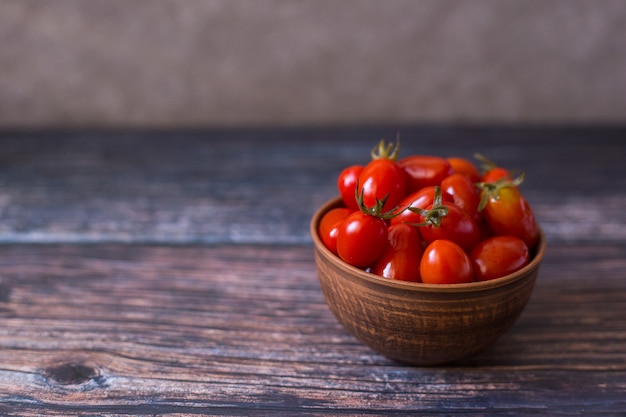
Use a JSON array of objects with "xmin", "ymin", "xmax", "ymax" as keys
[{"xmin": 1, "ymin": 0, "xmax": 625, "ymax": 128}]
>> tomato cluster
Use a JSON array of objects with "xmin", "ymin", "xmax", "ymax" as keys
[{"xmin": 318, "ymin": 139, "xmax": 539, "ymax": 284}]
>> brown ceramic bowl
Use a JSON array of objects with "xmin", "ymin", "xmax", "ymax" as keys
[{"xmin": 311, "ymin": 197, "xmax": 546, "ymax": 366}]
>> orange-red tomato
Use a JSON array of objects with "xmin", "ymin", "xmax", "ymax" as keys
[
  {"xmin": 470, "ymin": 235, "xmax": 530, "ymax": 281},
  {"xmin": 482, "ymin": 166, "xmax": 511, "ymax": 183},
  {"xmin": 447, "ymin": 157, "xmax": 481, "ymax": 182},
  {"xmin": 482, "ymin": 186, "xmax": 539, "ymax": 249},
  {"xmin": 372, "ymin": 223, "xmax": 423, "ymax": 282},
  {"xmin": 420, "ymin": 240, "xmax": 474, "ymax": 284},
  {"xmin": 318, "ymin": 207, "xmax": 353, "ymax": 255},
  {"xmin": 397, "ymin": 155, "xmax": 453, "ymax": 194}
]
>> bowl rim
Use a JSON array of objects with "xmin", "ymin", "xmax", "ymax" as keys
[{"xmin": 311, "ymin": 196, "xmax": 546, "ymax": 294}]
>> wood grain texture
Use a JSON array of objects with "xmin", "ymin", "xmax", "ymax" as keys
[
  {"xmin": 0, "ymin": 127, "xmax": 624, "ymax": 415},
  {"xmin": 0, "ymin": 243, "xmax": 624, "ymax": 416},
  {"xmin": 0, "ymin": 126, "xmax": 624, "ymax": 245}
]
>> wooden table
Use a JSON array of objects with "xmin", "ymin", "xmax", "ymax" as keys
[{"xmin": 0, "ymin": 127, "xmax": 624, "ymax": 416}]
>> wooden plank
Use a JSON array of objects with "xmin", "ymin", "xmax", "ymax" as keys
[
  {"xmin": 0, "ymin": 243, "xmax": 624, "ymax": 415},
  {"xmin": 0, "ymin": 127, "xmax": 624, "ymax": 245}
]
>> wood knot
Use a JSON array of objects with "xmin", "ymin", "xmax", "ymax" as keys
[{"xmin": 45, "ymin": 362, "xmax": 97, "ymax": 385}]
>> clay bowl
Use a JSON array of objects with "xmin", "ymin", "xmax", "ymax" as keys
[{"xmin": 311, "ymin": 197, "xmax": 546, "ymax": 366}]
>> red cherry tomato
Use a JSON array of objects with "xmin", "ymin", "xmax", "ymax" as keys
[
  {"xmin": 397, "ymin": 155, "xmax": 453, "ymax": 194},
  {"xmin": 414, "ymin": 187, "xmax": 480, "ymax": 253},
  {"xmin": 441, "ymin": 173, "xmax": 481, "ymax": 222},
  {"xmin": 390, "ymin": 186, "xmax": 454, "ymax": 226},
  {"xmin": 318, "ymin": 207, "xmax": 353, "ymax": 255},
  {"xmin": 359, "ymin": 158, "xmax": 406, "ymax": 212},
  {"xmin": 372, "ymin": 223, "xmax": 423, "ymax": 282},
  {"xmin": 337, "ymin": 165, "xmax": 363, "ymax": 211},
  {"xmin": 470, "ymin": 236, "xmax": 530, "ymax": 281},
  {"xmin": 447, "ymin": 157, "xmax": 481, "ymax": 182},
  {"xmin": 419, "ymin": 201, "xmax": 481, "ymax": 253},
  {"xmin": 481, "ymin": 184, "xmax": 539, "ymax": 249},
  {"xmin": 482, "ymin": 166, "xmax": 511, "ymax": 183},
  {"xmin": 474, "ymin": 153, "xmax": 513, "ymax": 183},
  {"xmin": 420, "ymin": 239, "xmax": 474, "ymax": 284},
  {"xmin": 336, "ymin": 211, "xmax": 388, "ymax": 268}
]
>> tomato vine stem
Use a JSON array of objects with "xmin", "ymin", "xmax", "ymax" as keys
[
  {"xmin": 354, "ymin": 179, "xmax": 403, "ymax": 220},
  {"xmin": 371, "ymin": 136, "xmax": 400, "ymax": 161},
  {"xmin": 476, "ymin": 172, "xmax": 526, "ymax": 212},
  {"xmin": 474, "ymin": 153, "xmax": 498, "ymax": 174},
  {"xmin": 406, "ymin": 186, "xmax": 449, "ymax": 228}
]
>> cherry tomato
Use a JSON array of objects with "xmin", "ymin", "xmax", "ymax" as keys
[
  {"xmin": 474, "ymin": 153, "xmax": 512, "ymax": 183},
  {"xmin": 390, "ymin": 186, "xmax": 454, "ymax": 226},
  {"xmin": 482, "ymin": 166, "xmax": 511, "ymax": 183},
  {"xmin": 397, "ymin": 155, "xmax": 453, "ymax": 194},
  {"xmin": 481, "ymin": 184, "xmax": 539, "ymax": 249},
  {"xmin": 359, "ymin": 158, "xmax": 406, "ymax": 212},
  {"xmin": 419, "ymin": 201, "xmax": 481, "ymax": 253},
  {"xmin": 470, "ymin": 236, "xmax": 530, "ymax": 281},
  {"xmin": 447, "ymin": 157, "xmax": 481, "ymax": 182},
  {"xmin": 441, "ymin": 173, "xmax": 481, "ymax": 222},
  {"xmin": 337, "ymin": 165, "xmax": 363, "ymax": 211},
  {"xmin": 372, "ymin": 223, "xmax": 423, "ymax": 282},
  {"xmin": 337, "ymin": 211, "xmax": 388, "ymax": 268},
  {"xmin": 318, "ymin": 207, "xmax": 353, "ymax": 255},
  {"xmin": 420, "ymin": 239, "xmax": 474, "ymax": 284}
]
